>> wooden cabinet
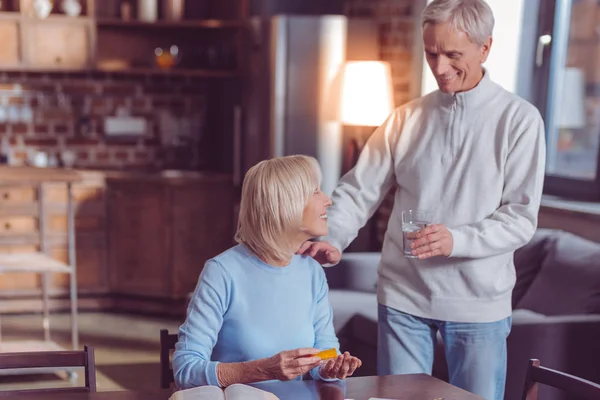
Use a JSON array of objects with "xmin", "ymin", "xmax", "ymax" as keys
[
  {"xmin": 0, "ymin": 0, "xmax": 249, "ymax": 75},
  {"xmin": 0, "ymin": 170, "xmax": 108, "ymax": 301},
  {"xmin": 0, "ymin": 169, "xmax": 234, "ymax": 316},
  {"xmin": 0, "ymin": 1, "xmax": 95, "ymax": 71},
  {"xmin": 26, "ymin": 19, "xmax": 91, "ymax": 69},
  {"xmin": 46, "ymin": 172, "xmax": 108, "ymax": 294},
  {"xmin": 108, "ymin": 182, "xmax": 169, "ymax": 296},
  {"xmin": 170, "ymin": 183, "xmax": 235, "ymax": 297},
  {"xmin": 0, "ymin": 19, "xmax": 20, "ymax": 67},
  {"xmin": 107, "ymin": 174, "xmax": 234, "ymax": 304}
]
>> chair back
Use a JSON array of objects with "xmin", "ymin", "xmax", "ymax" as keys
[
  {"xmin": 160, "ymin": 329, "xmax": 178, "ymax": 389},
  {"xmin": 523, "ymin": 359, "xmax": 600, "ymax": 400},
  {"xmin": 0, "ymin": 345, "xmax": 96, "ymax": 394}
]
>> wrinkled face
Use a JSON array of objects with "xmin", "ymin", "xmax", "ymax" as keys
[
  {"xmin": 422, "ymin": 22, "xmax": 491, "ymax": 93},
  {"xmin": 301, "ymin": 188, "xmax": 332, "ymax": 238}
]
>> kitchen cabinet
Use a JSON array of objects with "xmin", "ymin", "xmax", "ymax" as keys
[
  {"xmin": 0, "ymin": 0, "xmax": 249, "ymax": 76},
  {"xmin": 0, "ymin": 19, "xmax": 20, "ymax": 67},
  {"xmin": 0, "ymin": 168, "xmax": 234, "ymax": 317},
  {"xmin": 0, "ymin": 170, "xmax": 108, "ymax": 303},
  {"xmin": 108, "ymin": 181, "xmax": 169, "ymax": 297},
  {"xmin": 0, "ymin": 166, "xmax": 82, "ymax": 353},
  {"xmin": 26, "ymin": 20, "xmax": 91, "ymax": 69},
  {"xmin": 107, "ymin": 172, "xmax": 234, "ymax": 313},
  {"xmin": 0, "ymin": 1, "xmax": 95, "ymax": 71}
]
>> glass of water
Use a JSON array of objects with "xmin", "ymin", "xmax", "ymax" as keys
[{"xmin": 401, "ymin": 209, "xmax": 433, "ymax": 259}]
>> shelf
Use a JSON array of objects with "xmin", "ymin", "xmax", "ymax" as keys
[
  {"xmin": 0, "ymin": 252, "xmax": 72, "ymax": 274},
  {"xmin": 0, "ymin": 11, "xmax": 21, "ymax": 21},
  {"xmin": 24, "ymin": 14, "xmax": 92, "ymax": 24},
  {"xmin": 0, "ymin": 66, "xmax": 239, "ymax": 78},
  {"xmin": 94, "ymin": 67, "xmax": 239, "ymax": 78},
  {"xmin": 96, "ymin": 18, "xmax": 245, "ymax": 29}
]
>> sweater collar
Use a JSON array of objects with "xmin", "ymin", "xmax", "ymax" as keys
[{"xmin": 438, "ymin": 68, "xmax": 496, "ymax": 107}]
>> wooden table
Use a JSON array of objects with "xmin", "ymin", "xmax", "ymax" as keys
[{"xmin": 3, "ymin": 374, "xmax": 484, "ymax": 399}]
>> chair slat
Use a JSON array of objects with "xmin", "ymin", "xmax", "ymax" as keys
[
  {"xmin": 0, "ymin": 351, "xmax": 87, "ymax": 369},
  {"xmin": 0, "ymin": 345, "xmax": 96, "ymax": 394}
]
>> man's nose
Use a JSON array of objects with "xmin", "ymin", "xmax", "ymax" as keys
[{"xmin": 433, "ymin": 57, "xmax": 450, "ymax": 76}]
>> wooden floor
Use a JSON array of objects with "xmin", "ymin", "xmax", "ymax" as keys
[{"xmin": 0, "ymin": 312, "xmax": 181, "ymax": 392}]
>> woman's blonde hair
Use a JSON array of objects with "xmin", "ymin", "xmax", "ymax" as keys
[{"xmin": 235, "ymin": 155, "xmax": 322, "ymax": 263}]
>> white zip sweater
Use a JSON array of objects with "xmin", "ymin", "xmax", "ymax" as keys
[{"xmin": 325, "ymin": 72, "xmax": 546, "ymax": 323}]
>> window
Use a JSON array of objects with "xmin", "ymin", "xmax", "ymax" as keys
[{"xmin": 535, "ymin": 0, "xmax": 600, "ymax": 200}]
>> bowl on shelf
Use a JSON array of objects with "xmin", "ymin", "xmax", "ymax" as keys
[{"xmin": 154, "ymin": 45, "xmax": 181, "ymax": 70}]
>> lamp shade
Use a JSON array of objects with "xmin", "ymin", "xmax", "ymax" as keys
[
  {"xmin": 340, "ymin": 61, "xmax": 395, "ymax": 126},
  {"xmin": 559, "ymin": 67, "xmax": 586, "ymax": 129}
]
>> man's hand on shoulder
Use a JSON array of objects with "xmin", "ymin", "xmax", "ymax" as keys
[
  {"xmin": 297, "ymin": 241, "xmax": 342, "ymax": 265},
  {"xmin": 411, "ymin": 224, "xmax": 454, "ymax": 259}
]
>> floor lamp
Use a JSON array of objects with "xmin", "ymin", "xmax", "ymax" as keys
[{"xmin": 339, "ymin": 60, "xmax": 395, "ymax": 250}]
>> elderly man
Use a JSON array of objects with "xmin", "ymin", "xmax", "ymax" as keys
[{"xmin": 299, "ymin": 0, "xmax": 546, "ymax": 399}]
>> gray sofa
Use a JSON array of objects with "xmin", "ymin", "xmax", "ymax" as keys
[{"xmin": 325, "ymin": 229, "xmax": 600, "ymax": 400}]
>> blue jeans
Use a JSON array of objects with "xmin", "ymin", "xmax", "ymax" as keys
[{"xmin": 377, "ymin": 303, "xmax": 511, "ymax": 400}]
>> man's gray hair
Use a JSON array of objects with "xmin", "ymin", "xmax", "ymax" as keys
[{"xmin": 421, "ymin": 0, "xmax": 494, "ymax": 46}]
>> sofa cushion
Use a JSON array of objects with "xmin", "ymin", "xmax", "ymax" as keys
[
  {"xmin": 324, "ymin": 252, "xmax": 380, "ymax": 293},
  {"xmin": 513, "ymin": 229, "xmax": 556, "ymax": 307},
  {"xmin": 515, "ymin": 230, "xmax": 600, "ymax": 315},
  {"xmin": 328, "ymin": 289, "xmax": 377, "ymax": 333}
]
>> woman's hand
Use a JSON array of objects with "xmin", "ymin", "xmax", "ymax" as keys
[
  {"xmin": 318, "ymin": 352, "xmax": 362, "ymax": 380},
  {"xmin": 260, "ymin": 348, "xmax": 323, "ymax": 381}
]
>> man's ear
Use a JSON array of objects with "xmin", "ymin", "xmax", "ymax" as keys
[{"xmin": 480, "ymin": 36, "xmax": 492, "ymax": 63}]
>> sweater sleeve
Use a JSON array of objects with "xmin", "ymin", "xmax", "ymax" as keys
[
  {"xmin": 309, "ymin": 266, "xmax": 340, "ymax": 381},
  {"xmin": 448, "ymin": 111, "xmax": 546, "ymax": 258},
  {"xmin": 172, "ymin": 260, "xmax": 230, "ymax": 388},
  {"xmin": 323, "ymin": 110, "xmax": 400, "ymax": 254}
]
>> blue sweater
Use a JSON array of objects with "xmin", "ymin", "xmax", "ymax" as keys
[{"xmin": 173, "ymin": 244, "xmax": 340, "ymax": 388}]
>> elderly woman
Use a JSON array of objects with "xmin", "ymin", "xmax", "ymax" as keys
[{"xmin": 173, "ymin": 155, "xmax": 361, "ymax": 389}]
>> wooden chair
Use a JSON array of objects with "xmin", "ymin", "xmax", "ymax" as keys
[
  {"xmin": 160, "ymin": 329, "xmax": 178, "ymax": 389},
  {"xmin": 0, "ymin": 345, "xmax": 96, "ymax": 394},
  {"xmin": 522, "ymin": 359, "xmax": 600, "ymax": 400}
]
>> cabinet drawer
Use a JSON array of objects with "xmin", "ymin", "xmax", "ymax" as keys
[
  {"xmin": 0, "ymin": 216, "xmax": 37, "ymax": 235},
  {"xmin": 0, "ymin": 187, "xmax": 36, "ymax": 205}
]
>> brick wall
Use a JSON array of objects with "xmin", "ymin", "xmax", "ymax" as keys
[
  {"xmin": 345, "ymin": 0, "xmax": 419, "ymax": 248},
  {"xmin": 0, "ymin": 71, "xmax": 207, "ymax": 170}
]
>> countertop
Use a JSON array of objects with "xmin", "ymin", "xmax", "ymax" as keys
[
  {"xmin": 100, "ymin": 169, "xmax": 232, "ymax": 184},
  {"xmin": 0, "ymin": 166, "xmax": 82, "ymax": 183},
  {"xmin": 0, "ymin": 166, "xmax": 232, "ymax": 185}
]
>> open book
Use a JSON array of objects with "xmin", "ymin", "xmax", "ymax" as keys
[{"xmin": 169, "ymin": 383, "xmax": 279, "ymax": 400}]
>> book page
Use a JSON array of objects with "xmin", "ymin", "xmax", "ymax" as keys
[
  {"xmin": 168, "ymin": 385, "xmax": 225, "ymax": 400},
  {"xmin": 224, "ymin": 383, "xmax": 279, "ymax": 400}
]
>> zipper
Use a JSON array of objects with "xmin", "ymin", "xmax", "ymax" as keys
[
  {"xmin": 444, "ymin": 95, "xmax": 457, "ymax": 164},
  {"xmin": 451, "ymin": 95, "xmax": 457, "ymax": 157}
]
